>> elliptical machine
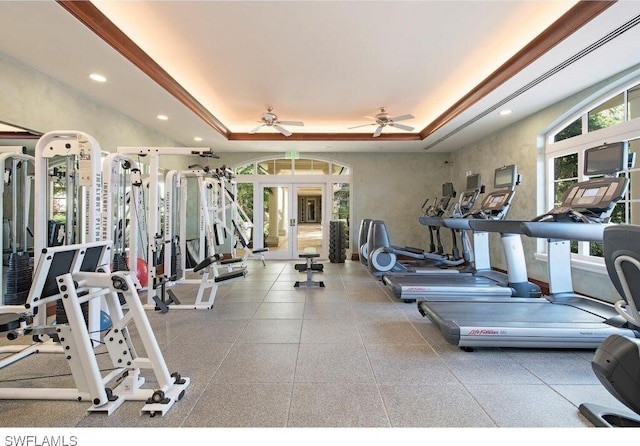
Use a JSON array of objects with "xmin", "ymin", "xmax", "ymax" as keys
[
  {"xmin": 579, "ymin": 224, "xmax": 640, "ymax": 427},
  {"xmin": 366, "ymin": 183, "xmax": 464, "ymax": 276}
]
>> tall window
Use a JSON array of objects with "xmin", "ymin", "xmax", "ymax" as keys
[{"xmin": 545, "ymin": 75, "xmax": 640, "ymax": 262}]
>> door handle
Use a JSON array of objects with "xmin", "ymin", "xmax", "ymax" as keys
[{"xmin": 290, "ymin": 218, "xmax": 296, "ymax": 227}]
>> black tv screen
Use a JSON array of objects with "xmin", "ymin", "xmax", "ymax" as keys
[
  {"xmin": 442, "ymin": 182, "xmax": 454, "ymax": 197},
  {"xmin": 584, "ymin": 142, "xmax": 626, "ymax": 176},
  {"xmin": 494, "ymin": 165, "xmax": 516, "ymax": 189},
  {"xmin": 465, "ymin": 173, "xmax": 481, "ymax": 191}
]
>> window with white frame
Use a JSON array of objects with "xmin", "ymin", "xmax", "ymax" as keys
[{"xmin": 545, "ymin": 78, "xmax": 640, "ymax": 263}]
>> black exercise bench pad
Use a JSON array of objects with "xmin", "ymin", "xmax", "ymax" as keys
[
  {"xmin": 0, "ymin": 313, "xmax": 24, "ymax": 332},
  {"xmin": 214, "ymin": 268, "xmax": 247, "ymax": 283},
  {"xmin": 299, "ymin": 253, "xmax": 320, "ymax": 258},
  {"xmin": 220, "ymin": 257, "xmax": 243, "ymax": 265},
  {"xmin": 193, "ymin": 254, "xmax": 223, "ymax": 273},
  {"xmin": 295, "ymin": 263, "xmax": 324, "ymax": 272},
  {"xmin": 252, "ymin": 248, "xmax": 269, "ymax": 253}
]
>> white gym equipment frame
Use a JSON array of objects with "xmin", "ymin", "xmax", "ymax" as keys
[
  {"xmin": 163, "ymin": 167, "xmax": 250, "ymax": 310},
  {"xmin": 116, "ymin": 146, "xmax": 238, "ymax": 312},
  {"xmin": 165, "ymin": 168, "xmax": 218, "ymax": 280},
  {"xmin": 34, "ymin": 131, "xmax": 104, "ymax": 340},
  {"xmin": 102, "ymin": 152, "xmax": 146, "ymax": 283},
  {"xmin": 0, "ymin": 240, "xmax": 189, "ymax": 416},
  {"xmin": 216, "ymin": 167, "xmax": 268, "ymax": 265},
  {"xmin": 0, "ymin": 147, "xmax": 34, "ymax": 305}
]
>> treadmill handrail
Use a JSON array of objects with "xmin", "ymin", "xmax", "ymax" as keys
[
  {"xmin": 520, "ymin": 221, "xmax": 607, "ymax": 242},
  {"xmin": 468, "ymin": 219, "xmax": 527, "ymax": 234},
  {"xmin": 441, "ymin": 218, "xmax": 473, "ymax": 230}
]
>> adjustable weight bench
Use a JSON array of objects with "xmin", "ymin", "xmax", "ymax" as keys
[
  {"xmin": 189, "ymin": 254, "xmax": 248, "ymax": 308},
  {"xmin": 294, "ymin": 253, "xmax": 325, "ymax": 288}
]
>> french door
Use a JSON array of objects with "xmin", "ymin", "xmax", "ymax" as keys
[{"xmin": 257, "ymin": 183, "xmax": 325, "ymax": 259}]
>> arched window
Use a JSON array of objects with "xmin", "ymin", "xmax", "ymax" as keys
[{"xmin": 543, "ymin": 70, "xmax": 640, "ymax": 269}]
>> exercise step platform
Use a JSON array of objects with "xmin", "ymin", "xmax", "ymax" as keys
[{"xmin": 294, "ymin": 253, "xmax": 325, "ymax": 288}]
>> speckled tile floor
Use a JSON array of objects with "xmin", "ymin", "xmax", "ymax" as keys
[{"xmin": 0, "ymin": 260, "xmax": 631, "ymax": 429}]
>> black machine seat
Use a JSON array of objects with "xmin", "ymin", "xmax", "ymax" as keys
[
  {"xmin": 193, "ymin": 254, "xmax": 222, "ymax": 273},
  {"xmin": 0, "ymin": 312, "xmax": 25, "ymax": 333},
  {"xmin": 220, "ymin": 257, "xmax": 244, "ymax": 265},
  {"xmin": 193, "ymin": 254, "xmax": 246, "ymax": 279},
  {"xmin": 214, "ymin": 269, "xmax": 247, "ymax": 283}
]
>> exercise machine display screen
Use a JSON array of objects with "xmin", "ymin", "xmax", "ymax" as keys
[
  {"xmin": 582, "ymin": 188, "xmax": 599, "ymax": 198},
  {"xmin": 466, "ymin": 174, "xmax": 481, "ymax": 191},
  {"xmin": 584, "ymin": 142, "xmax": 625, "ymax": 176},
  {"xmin": 561, "ymin": 177, "xmax": 628, "ymax": 211},
  {"xmin": 481, "ymin": 190, "xmax": 510, "ymax": 211},
  {"xmin": 494, "ymin": 165, "xmax": 517, "ymax": 189},
  {"xmin": 442, "ymin": 182, "xmax": 455, "ymax": 197}
]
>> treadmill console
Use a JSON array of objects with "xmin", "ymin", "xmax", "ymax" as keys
[
  {"xmin": 475, "ymin": 190, "xmax": 514, "ymax": 219},
  {"xmin": 541, "ymin": 177, "xmax": 628, "ymax": 223}
]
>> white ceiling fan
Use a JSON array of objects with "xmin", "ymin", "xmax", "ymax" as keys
[
  {"xmin": 349, "ymin": 107, "xmax": 415, "ymax": 137},
  {"xmin": 249, "ymin": 107, "xmax": 304, "ymax": 137}
]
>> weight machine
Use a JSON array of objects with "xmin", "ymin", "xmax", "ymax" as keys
[
  {"xmin": 215, "ymin": 166, "xmax": 268, "ymax": 265},
  {"xmin": 158, "ymin": 166, "xmax": 249, "ymax": 310},
  {"xmin": 116, "ymin": 147, "xmax": 248, "ymax": 312},
  {"xmin": 1, "ymin": 147, "xmax": 34, "ymax": 307},
  {"xmin": 33, "ymin": 131, "xmax": 104, "ymax": 341},
  {"xmin": 0, "ymin": 240, "xmax": 189, "ymax": 416}
]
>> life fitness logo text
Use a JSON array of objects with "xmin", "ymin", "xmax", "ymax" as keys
[{"xmin": 468, "ymin": 329, "xmax": 499, "ymax": 336}]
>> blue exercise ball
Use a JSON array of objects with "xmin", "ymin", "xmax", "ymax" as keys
[{"xmin": 100, "ymin": 311, "xmax": 113, "ymax": 331}]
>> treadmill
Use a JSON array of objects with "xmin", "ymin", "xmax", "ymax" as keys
[
  {"xmin": 383, "ymin": 165, "xmax": 540, "ymax": 301},
  {"xmin": 418, "ymin": 142, "xmax": 640, "ymax": 350}
]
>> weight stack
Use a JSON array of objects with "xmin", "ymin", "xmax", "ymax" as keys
[
  {"xmin": 4, "ymin": 252, "xmax": 33, "ymax": 305},
  {"xmin": 329, "ymin": 220, "xmax": 348, "ymax": 263}
]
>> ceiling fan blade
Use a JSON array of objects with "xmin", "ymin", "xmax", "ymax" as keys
[
  {"xmin": 373, "ymin": 125, "xmax": 383, "ymax": 138},
  {"xmin": 390, "ymin": 114, "xmax": 414, "ymax": 122},
  {"xmin": 348, "ymin": 123, "xmax": 375, "ymax": 129},
  {"xmin": 277, "ymin": 121, "xmax": 304, "ymax": 126},
  {"xmin": 249, "ymin": 124, "xmax": 265, "ymax": 134},
  {"xmin": 364, "ymin": 116, "xmax": 378, "ymax": 121},
  {"xmin": 389, "ymin": 123, "xmax": 415, "ymax": 132},
  {"xmin": 273, "ymin": 124, "xmax": 292, "ymax": 137}
]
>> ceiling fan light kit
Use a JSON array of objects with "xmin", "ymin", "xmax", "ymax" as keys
[
  {"xmin": 348, "ymin": 107, "xmax": 415, "ymax": 137},
  {"xmin": 249, "ymin": 107, "xmax": 304, "ymax": 137}
]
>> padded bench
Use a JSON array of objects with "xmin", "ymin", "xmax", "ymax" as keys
[{"xmin": 294, "ymin": 253, "xmax": 325, "ymax": 288}]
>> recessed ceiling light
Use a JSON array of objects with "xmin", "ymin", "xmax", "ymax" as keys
[
  {"xmin": 194, "ymin": 137, "xmax": 203, "ymax": 142},
  {"xmin": 89, "ymin": 73, "xmax": 107, "ymax": 82},
  {"xmin": 499, "ymin": 109, "xmax": 512, "ymax": 116},
  {"xmin": 157, "ymin": 114, "xmax": 169, "ymax": 121}
]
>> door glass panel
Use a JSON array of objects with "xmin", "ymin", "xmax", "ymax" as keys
[
  {"xmin": 263, "ymin": 186, "xmax": 289, "ymax": 253},
  {"xmin": 296, "ymin": 186, "xmax": 322, "ymax": 254}
]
